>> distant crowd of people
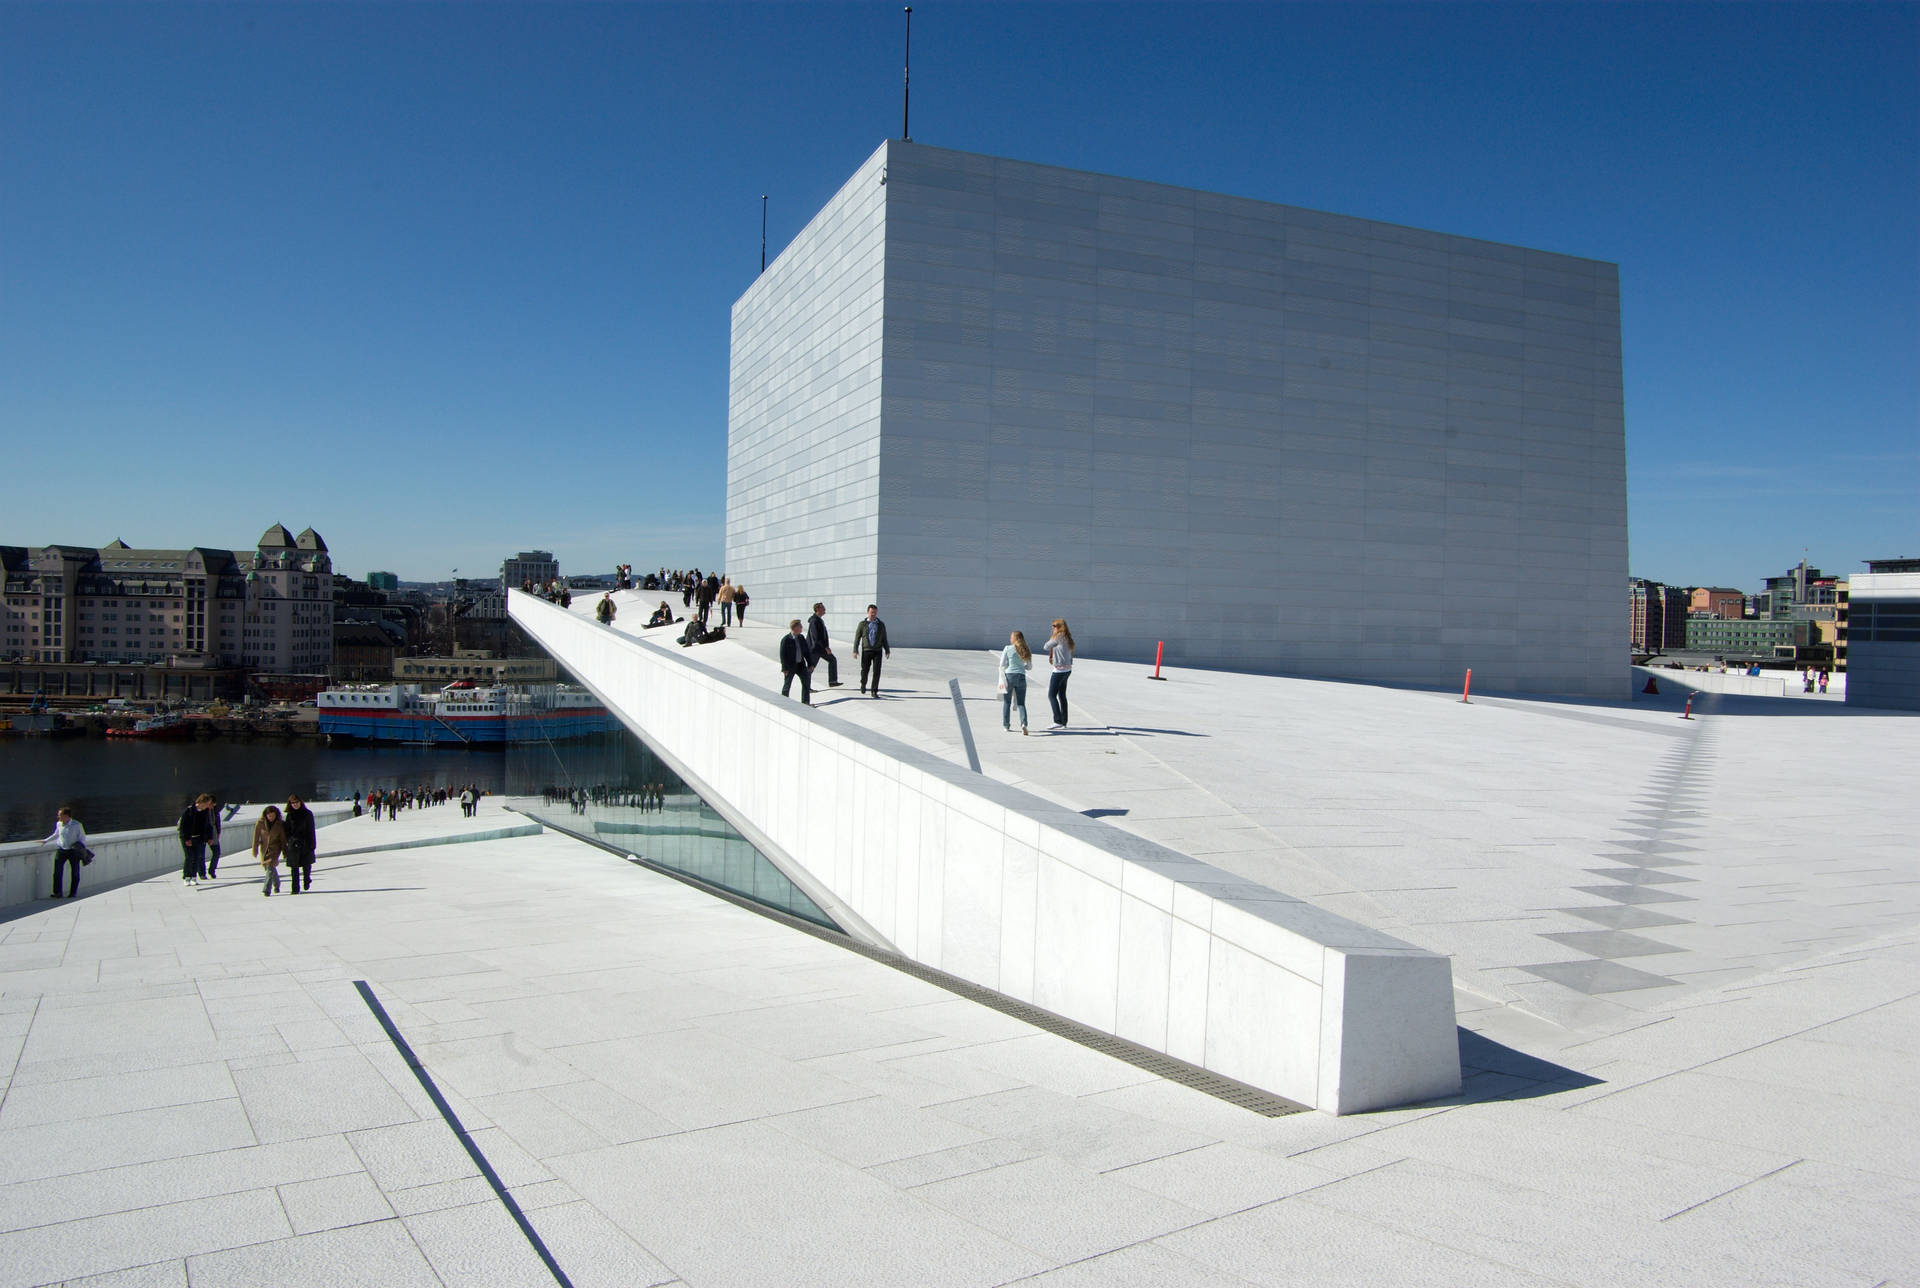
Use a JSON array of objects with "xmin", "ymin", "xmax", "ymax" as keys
[
  {"xmin": 539, "ymin": 783, "xmax": 671, "ymax": 814},
  {"xmin": 670, "ymin": 571, "xmax": 747, "ymax": 629},
  {"xmin": 524, "ymin": 579, "xmax": 574, "ymax": 608},
  {"xmin": 622, "ymin": 568, "xmax": 702, "ymax": 592},
  {"xmin": 355, "ymin": 784, "xmax": 486, "ymax": 820},
  {"xmin": 579, "ymin": 570, "xmax": 763, "ymax": 640}
]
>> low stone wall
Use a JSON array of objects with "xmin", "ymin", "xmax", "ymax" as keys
[
  {"xmin": 512, "ymin": 592, "xmax": 1461, "ymax": 1114},
  {"xmin": 0, "ymin": 803, "xmax": 355, "ymax": 910},
  {"xmin": 1634, "ymin": 665, "xmax": 1845, "ymax": 700}
]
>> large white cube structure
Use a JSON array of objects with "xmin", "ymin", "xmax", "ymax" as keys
[{"xmin": 728, "ymin": 141, "xmax": 1628, "ymax": 696}]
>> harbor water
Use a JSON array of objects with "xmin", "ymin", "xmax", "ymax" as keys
[{"xmin": 0, "ymin": 736, "xmax": 506, "ymax": 842}]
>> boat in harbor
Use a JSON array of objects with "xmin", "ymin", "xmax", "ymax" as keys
[
  {"xmin": 105, "ymin": 712, "xmax": 193, "ymax": 739},
  {"xmin": 316, "ymin": 682, "xmax": 614, "ymax": 746}
]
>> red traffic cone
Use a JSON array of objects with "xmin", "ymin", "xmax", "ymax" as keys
[{"xmin": 1643, "ymin": 676, "xmax": 1659, "ymax": 694}]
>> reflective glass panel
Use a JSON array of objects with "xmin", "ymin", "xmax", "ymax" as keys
[{"xmin": 506, "ymin": 687, "xmax": 834, "ymax": 928}]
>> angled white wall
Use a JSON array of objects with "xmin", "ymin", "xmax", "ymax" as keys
[
  {"xmin": 514, "ymin": 593, "xmax": 1461, "ymax": 1114},
  {"xmin": 725, "ymin": 146, "xmax": 890, "ymax": 631},
  {"xmin": 728, "ymin": 140, "xmax": 1628, "ymax": 698}
]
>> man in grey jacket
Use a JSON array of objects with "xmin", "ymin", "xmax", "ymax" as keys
[{"xmin": 854, "ymin": 604, "xmax": 890, "ymax": 697}]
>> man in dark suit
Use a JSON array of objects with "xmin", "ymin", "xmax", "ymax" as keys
[
  {"xmin": 779, "ymin": 619, "xmax": 815, "ymax": 705},
  {"xmin": 806, "ymin": 603, "xmax": 841, "ymax": 688},
  {"xmin": 853, "ymin": 604, "xmax": 890, "ymax": 697}
]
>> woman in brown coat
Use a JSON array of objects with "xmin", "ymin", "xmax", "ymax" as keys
[{"xmin": 252, "ymin": 805, "xmax": 286, "ymax": 897}]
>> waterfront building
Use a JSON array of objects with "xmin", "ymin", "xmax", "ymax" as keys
[
  {"xmin": 1629, "ymin": 578, "xmax": 1688, "ymax": 652},
  {"xmin": 500, "ymin": 550, "xmax": 559, "ymax": 592},
  {"xmin": 454, "ymin": 577, "xmax": 508, "ymax": 620},
  {"xmin": 1689, "ymin": 586, "xmax": 1745, "ymax": 620},
  {"xmin": 1762, "ymin": 559, "xmax": 1840, "ymax": 618},
  {"xmin": 332, "ymin": 621, "xmax": 399, "ymax": 681},
  {"xmin": 1, "ymin": 524, "xmax": 333, "ymax": 674},
  {"xmin": 1682, "ymin": 613, "xmax": 1808, "ymax": 660},
  {"xmin": 726, "ymin": 141, "xmax": 1628, "ymax": 696},
  {"xmin": 1845, "ymin": 570, "xmax": 1920, "ymax": 709}
]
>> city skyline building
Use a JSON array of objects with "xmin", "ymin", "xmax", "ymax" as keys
[
  {"xmin": 1629, "ymin": 578, "xmax": 1689, "ymax": 653},
  {"xmin": 1, "ymin": 524, "xmax": 334, "ymax": 675},
  {"xmin": 1845, "ymin": 570, "xmax": 1920, "ymax": 709},
  {"xmin": 726, "ymin": 141, "xmax": 1628, "ymax": 697},
  {"xmin": 1689, "ymin": 586, "xmax": 1745, "ymax": 620},
  {"xmin": 500, "ymin": 550, "xmax": 559, "ymax": 592}
]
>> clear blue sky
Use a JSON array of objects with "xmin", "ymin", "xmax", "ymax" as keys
[{"xmin": 3, "ymin": 2, "xmax": 1914, "ymax": 590}]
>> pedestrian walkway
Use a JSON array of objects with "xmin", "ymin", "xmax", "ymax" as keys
[
  {"xmin": 598, "ymin": 594, "xmax": 1920, "ymax": 1049},
  {"xmin": 2, "ymin": 603, "xmax": 1916, "ymax": 1284}
]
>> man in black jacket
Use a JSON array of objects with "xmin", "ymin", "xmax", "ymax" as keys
[
  {"xmin": 779, "ymin": 620, "xmax": 815, "ymax": 705},
  {"xmin": 283, "ymin": 794, "xmax": 318, "ymax": 893},
  {"xmin": 177, "ymin": 793, "xmax": 215, "ymax": 886},
  {"xmin": 806, "ymin": 603, "xmax": 841, "ymax": 688},
  {"xmin": 853, "ymin": 604, "xmax": 890, "ymax": 697}
]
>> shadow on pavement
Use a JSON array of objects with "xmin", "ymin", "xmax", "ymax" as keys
[{"xmin": 1441, "ymin": 1029, "xmax": 1604, "ymax": 1105}]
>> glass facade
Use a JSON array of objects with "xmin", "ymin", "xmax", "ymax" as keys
[{"xmin": 505, "ymin": 697, "xmax": 835, "ymax": 929}]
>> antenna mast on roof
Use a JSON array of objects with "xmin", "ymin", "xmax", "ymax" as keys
[{"xmin": 901, "ymin": 7, "xmax": 912, "ymax": 140}]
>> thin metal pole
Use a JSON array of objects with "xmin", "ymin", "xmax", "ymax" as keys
[
  {"xmin": 760, "ymin": 195, "xmax": 767, "ymax": 273},
  {"xmin": 902, "ymin": 6, "xmax": 912, "ymax": 140}
]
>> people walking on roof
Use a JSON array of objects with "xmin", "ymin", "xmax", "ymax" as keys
[
  {"xmin": 854, "ymin": 604, "xmax": 890, "ymax": 697},
  {"xmin": 780, "ymin": 619, "xmax": 815, "ymax": 705},
  {"xmin": 597, "ymin": 593, "xmax": 617, "ymax": 626},
  {"xmin": 1042, "ymin": 618, "xmax": 1075, "ymax": 729},
  {"xmin": 717, "ymin": 577, "xmax": 736, "ymax": 627},
  {"xmin": 205, "ymin": 794, "xmax": 225, "ymax": 878},
  {"xmin": 253, "ymin": 805, "xmax": 285, "ymax": 897},
  {"xmin": 43, "ymin": 806, "xmax": 89, "ymax": 899},
  {"xmin": 806, "ymin": 604, "xmax": 840, "ymax": 688},
  {"xmin": 178, "ymin": 792, "xmax": 215, "ymax": 885},
  {"xmin": 733, "ymin": 585, "xmax": 748, "ymax": 625},
  {"xmin": 1000, "ymin": 630, "xmax": 1032, "ymax": 734},
  {"xmin": 283, "ymin": 794, "xmax": 317, "ymax": 893}
]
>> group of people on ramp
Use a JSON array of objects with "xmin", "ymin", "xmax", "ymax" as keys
[{"xmin": 177, "ymin": 793, "xmax": 318, "ymax": 896}]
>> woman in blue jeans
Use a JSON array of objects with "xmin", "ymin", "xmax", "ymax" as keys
[
  {"xmin": 1000, "ymin": 630, "xmax": 1032, "ymax": 734},
  {"xmin": 1043, "ymin": 618, "xmax": 1074, "ymax": 728}
]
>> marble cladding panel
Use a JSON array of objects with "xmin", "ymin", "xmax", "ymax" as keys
[
  {"xmin": 512, "ymin": 594, "xmax": 1460, "ymax": 1112},
  {"xmin": 727, "ymin": 148, "xmax": 891, "ymax": 630},
  {"xmin": 871, "ymin": 142, "xmax": 1627, "ymax": 697}
]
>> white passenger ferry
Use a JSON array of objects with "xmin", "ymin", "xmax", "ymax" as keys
[{"xmin": 316, "ymin": 682, "xmax": 613, "ymax": 745}]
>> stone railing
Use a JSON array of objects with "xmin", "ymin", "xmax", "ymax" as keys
[{"xmin": 0, "ymin": 803, "xmax": 356, "ymax": 910}]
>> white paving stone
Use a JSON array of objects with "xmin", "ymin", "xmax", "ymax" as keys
[{"xmin": 0, "ymin": 683, "xmax": 1911, "ymax": 1286}]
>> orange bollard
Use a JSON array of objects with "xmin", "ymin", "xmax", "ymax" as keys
[
  {"xmin": 1461, "ymin": 668, "xmax": 1472, "ymax": 703},
  {"xmin": 1680, "ymin": 695, "xmax": 1694, "ymax": 720},
  {"xmin": 1149, "ymin": 640, "xmax": 1167, "ymax": 680}
]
